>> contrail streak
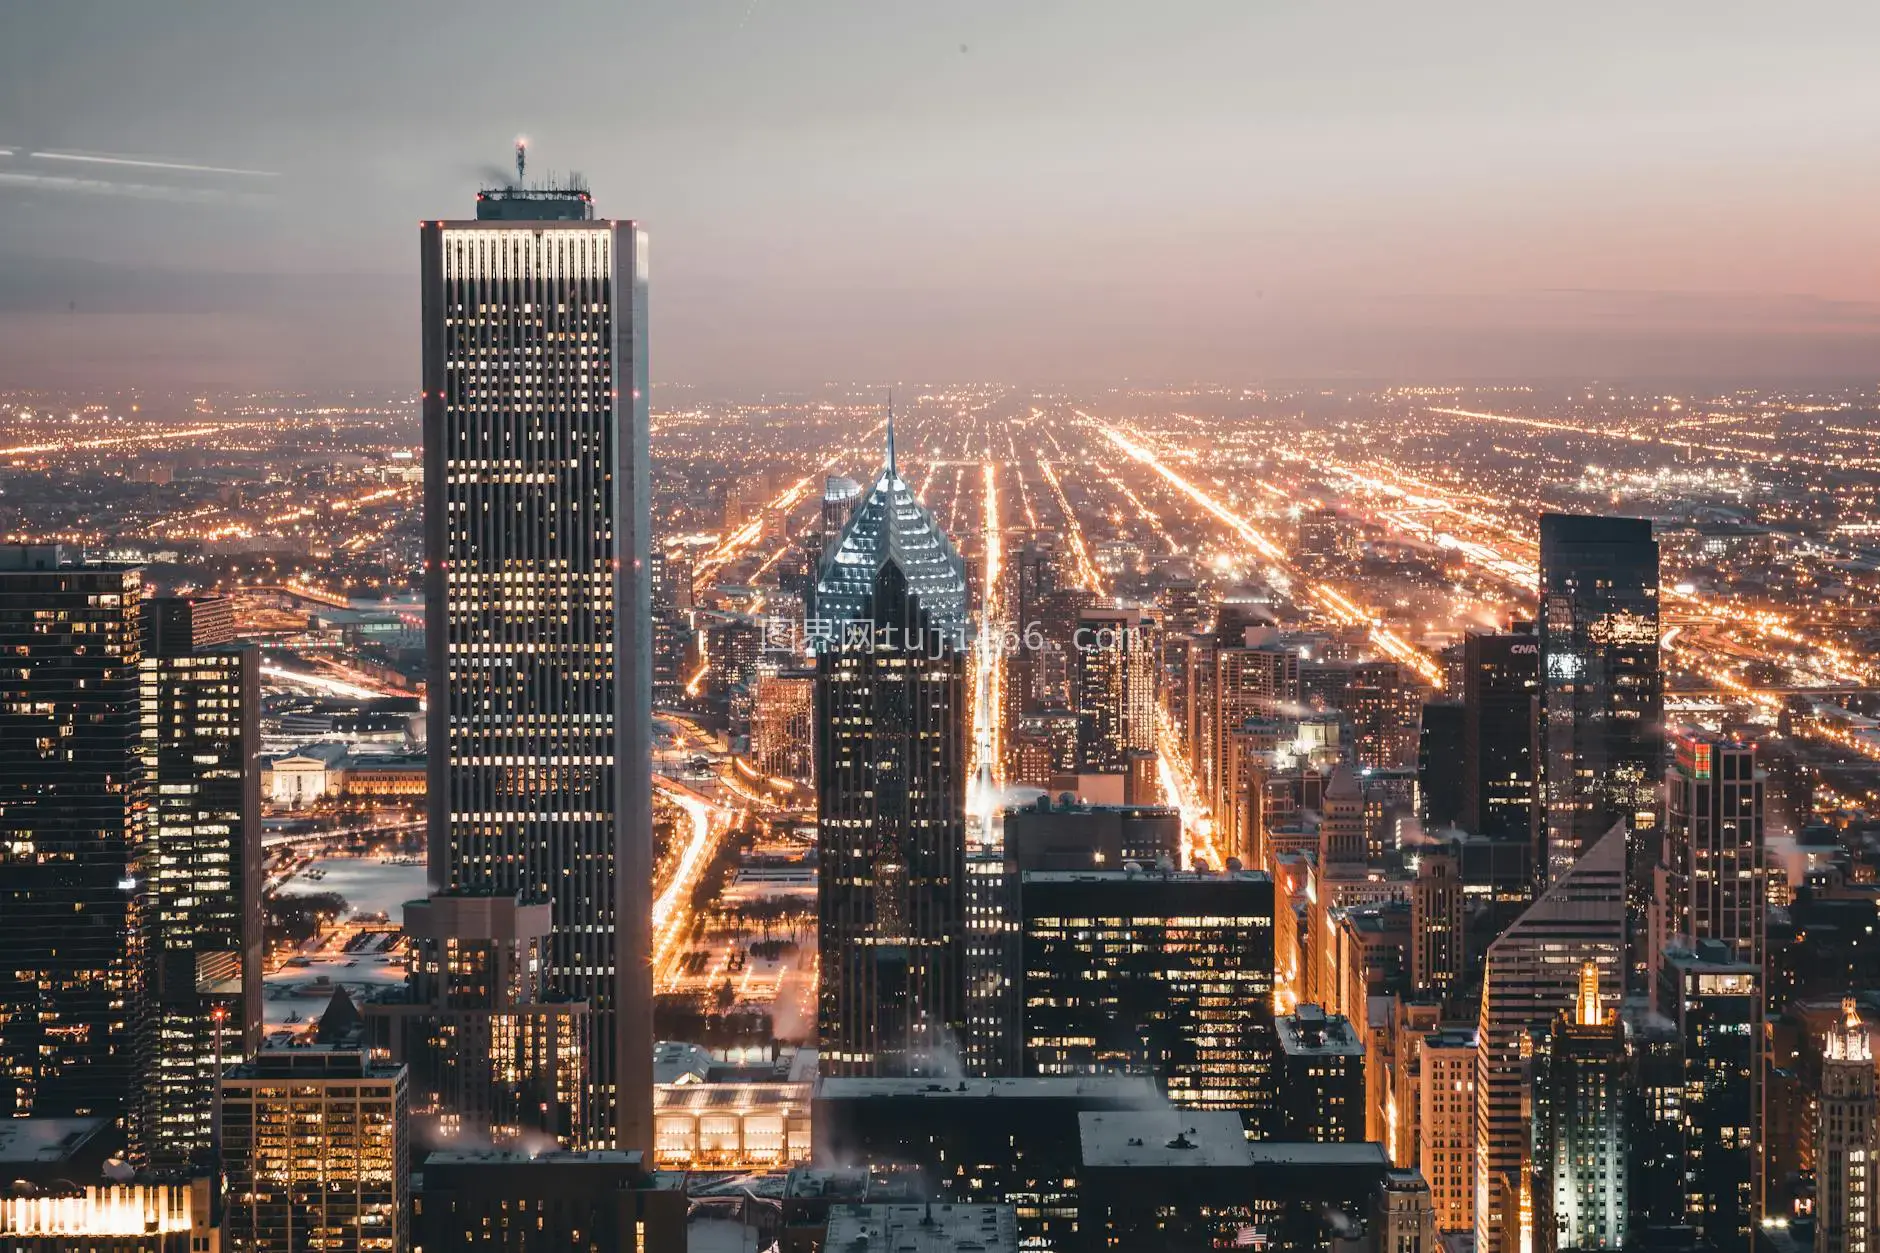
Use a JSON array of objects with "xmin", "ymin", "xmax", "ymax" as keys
[
  {"xmin": 27, "ymin": 150, "xmax": 278, "ymax": 178},
  {"xmin": 0, "ymin": 171, "xmax": 270, "ymax": 204}
]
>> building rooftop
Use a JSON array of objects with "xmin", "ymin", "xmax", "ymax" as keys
[
  {"xmin": 815, "ymin": 1074, "xmax": 1158, "ymax": 1103},
  {"xmin": 1078, "ymin": 1109, "xmax": 1253, "ymax": 1169},
  {"xmin": 813, "ymin": 420, "xmax": 969, "ymax": 637},
  {"xmin": 423, "ymin": 1148, "xmax": 647, "ymax": 1169},
  {"xmin": 1278, "ymin": 1005, "xmax": 1365, "ymax": 1057},
  {"xmin": 657, "ymin": 1082, "xmax": 810, "ymax": 1113},
  {"xmin": 823, "ymin": 1202, "xmax": 1019, "ymax": 1253},
  {"xmin": 1019, "ymin": 868, "xmax": 1272, "ymax": 887},
  {"xmin": 0, "ymin": 1117, "xmax": 109, "ymax": 1165}
]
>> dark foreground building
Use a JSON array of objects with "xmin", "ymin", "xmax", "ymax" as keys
[
  {"xmin": 1077, "ymin": 1108, "xmax": 1391, "ymax": 1252},
  {"xmin": 0, "ymin": 546, "xmax": 148, "ymax": 1128},
  {"xmin": 414, "ymin": 1148, "xmax": 687, "ymax": 1252}
]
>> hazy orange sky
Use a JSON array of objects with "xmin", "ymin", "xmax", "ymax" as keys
[{"xmin": 3, "ymin": 0, "xmax": 1878, "ymax": 390}]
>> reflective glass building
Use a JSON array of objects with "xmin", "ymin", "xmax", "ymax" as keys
[{"xmin": 813, "ymin": 425, "xmax": 970, "ymax": 1076}]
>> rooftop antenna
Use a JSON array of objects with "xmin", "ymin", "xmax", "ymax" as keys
[
  {"xmin": 885, "ymin": 391, "xmax": 897, "ymax": 476},
  {"xmin": 515, "ymin": 137, "xmax": 528, "ymax": 186}
]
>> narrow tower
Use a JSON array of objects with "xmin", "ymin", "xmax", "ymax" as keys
[{"xmin": 814, "ymin": 418, "xmax": 971, "ymax": 1076}]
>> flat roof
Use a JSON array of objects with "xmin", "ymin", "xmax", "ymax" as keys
[
  {"xmin": 816, "ymin": 1074, "xmax": 1158, "ymax": 1102},
  {"xmin": 1020, "ymin": 869, "xmax": 1272, "ymax": 886},
  {"xmin": 0, "ymin": 1117, "xmax": 108, "ymax": 1164},
  {"xmin": 824, "ymin": 1203, "xmax": 1019, "ymax": 1253},
  {"xmin": 424, "ymin": 1148, "xmax": 644, "ymax": 1168},
  {"xmin": 1078, "ymin": 1109, "xmax": 1252, "ymax": 1169}
]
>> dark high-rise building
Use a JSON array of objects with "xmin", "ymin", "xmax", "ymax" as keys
[
  {"xmin": 1535, "ymin": 963, "xmax": 1628, "ymax": 1253},
  {"xmin": 420, "ymin": 181, "xmax": 654, "ymax": 1149},
  {"xmin": 1624, "ymin": 1006, "xmax": 1686, "ymax": 1237},
  {"xmin": 0, "ymin": 546, "xmax": 148, "ymax": 1128},
  {"xmin": 1657, "ymin": 943, "xmax": 1759, "ymax": 1253},
  {"xmin": 138, "ymin": 594, "xmax": 261, "ymax": 1170},
  {"xmin": 1658, "ymin": 731, "xmax": 1764, "ymax": 982},
  {"xmin": 814, "ymin": 1074, "xmax": 1156, "ymax": 1251},
  {"xmin": 1078, "ymin": 1109, "xmax": 1394, "ymax": 1253},
  {"xmin": 813, "ymin": 423, "xmax": 970, "ymax": 1077},
  {"xmin": 1410, "ymin": 847, "xmax": 1463, "ymax": 1004},
  {"xmin": 1019, "ymin": 869, "xmax": 1276, "ymax": 1133},
  {"xmin": 368, "ymin": 895, "xmax": 589, "ymax": 1145},
  {"xmin": 1072, "ymin": 606, "xmax": 1155, "ymax": 772},
  {"xmin": 1002, "ymin": 796, "xmax": 1181, "ymax": 872},
  {"xmin": 1275, "ymin": 1004, "xmax": 1366, "ymax": 1142},
  {"xmin": 414, "ymin": 1147, "xmax": 688, "ymax": 1252},
  {"xmin": 1419, "ymin": 700, "xmax": 1465, "ymax": 830},
  {"xmin": 1461, "ymin": 624, "xmax": 1538, "ymax": 842},
  {"xmin": 1536, "ymin": 514, "xmax": 1662, "ymax": 907}
]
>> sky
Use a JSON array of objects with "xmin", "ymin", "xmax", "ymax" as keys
[{"xmin": 2, "ymin": 0, "xmax": 1879, "ymax": 393}]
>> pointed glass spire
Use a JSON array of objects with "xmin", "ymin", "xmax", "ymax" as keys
[
  {"xmin": 812, "ymin": 409, "xmax": 969, "ymax": 640},
  {"xmin": 885, "ymin": 397, "xmax": 897, "ymax": 477}
]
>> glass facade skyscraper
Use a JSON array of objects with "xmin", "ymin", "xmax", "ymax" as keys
[
  {"xmin": 814, "ymin": 425, "xmax": 970, "ymax": 1076},
  {"xmin": 0, "ymin": 546, "xmax": 148, "ymax": 1129},
  {"xmin": 1537, "ymin": 512, "xmax": 1662, "ymax": 988},
  {"xmin": 139, "ymin": 595, "xmax": 261, "ymax": 1170},
  {"xmin": 419, "ymin": 189, "xmax": 653, "ymax": 1149}
]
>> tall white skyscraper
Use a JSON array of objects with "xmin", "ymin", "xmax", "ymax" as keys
[{"xmin": 419, "ymin": 177, "xmax": 653, "ymax": 1150}]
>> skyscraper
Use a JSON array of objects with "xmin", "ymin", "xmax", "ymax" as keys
[
  {"xmin": 1535, "ymin": 962, "xmax": 1628, "ymax": 1253},
  {"xmin": 814, "ymin": 422, "xmax": 971, "ymax": 1076},
  {"xmin": 1475, "ymin": 819, "xmax": 1626, "ymax": 1253},
  {"xmin": 1275, "ymin": 1004, "xmax": 1366, "ymax": 1142},
  {"xmin": 220, "ymin": 1048, "xmax": 410, "ymax": 1253},
  {"xmin": 138, "ymin": 594, "xmax": 261, "ymax": 1170},
  {"xmin": 1461, "ymin": 624, "xmax": 1538, "ymax": 842},
  {"xmin": 1816, "ymin": 1000, "xmax": 1878, "ymax": 1253},
  {"xmin": 419, "ymin": 178, "xmax": 653, "ymax": 1149},
  {"xmin": 1410, "ymin": 847, "xmax": 1463, "ymax": 1004},
  {"xmin": 1536, "ymin": 514, "xmax": 1662, "ymax": 899},
  {"xmin": 0, "ymin": 546, "xmax": 148, "ymax": 1129},
  {"xmin": 1072, "ymin": 605, "xmax": 1155, "ymax": 773},
  {"xmin": 1658, "ymin": 942, "xmax": 1759, "ymax": 1253},
  {"xmin": 1019, "ymin": 868, "xmax": 1277, "ymax": 1134},
  {"xmin": 1658, "ymin": 731, "xmax": 1764, "ymax": 980}
]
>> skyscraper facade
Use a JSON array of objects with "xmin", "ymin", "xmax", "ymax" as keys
[
  {"xmin": 0, "ymin": 546, "xmax": 148, "ymax": 1129},
  {"xmin": 814, "ymin": 427, "xmax": 970, "ymax": 1076},
  {"xmin": 1461, "ymin": 624, "xmax": 1538, "ymax": 842},
  {"xmin": 138, "ymin": 595, "xmax": 262, "ymax": 1170},
  {"xmin": 1072, "ymin": 605, "xmax": 1155, "ymax": 773},
  {"xmin": 1535, "ymin": 963, "xmax": 1628, "ymax": 1253},
  {"xmin": 1816, "ymin": 1001, "xmax": 1878, "ymax": 1253},
  {"xmin": 1475, "ymin": 820, "xmax": 1626, "ymax": 1253},
  {"xmin": 1658, "ymin": 943, "xmax": 1759, "ymax": 1253},
  {"xmin": 220, "ymin": 1048, "xmax": 410, "ymax": 1253},
  {"xmin": 1659, "ymin": 731, "xmax": 1764, "ymax": 976},
  {"xmin": 419, "ymin": 186, "xmax": 653, "ymax": 1149},
  {"xmin": 1019, "ymin": 868, "xmax": 1277, "ymax": 1134},
  {"xmin": 1536, "ymin": 513, "xmax": 1661, "ymax": 984}
]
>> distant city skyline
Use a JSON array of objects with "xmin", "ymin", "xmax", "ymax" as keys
[{"xmin": 4, "ymin": 1, "xmax": 1880, "ymax": 389}]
